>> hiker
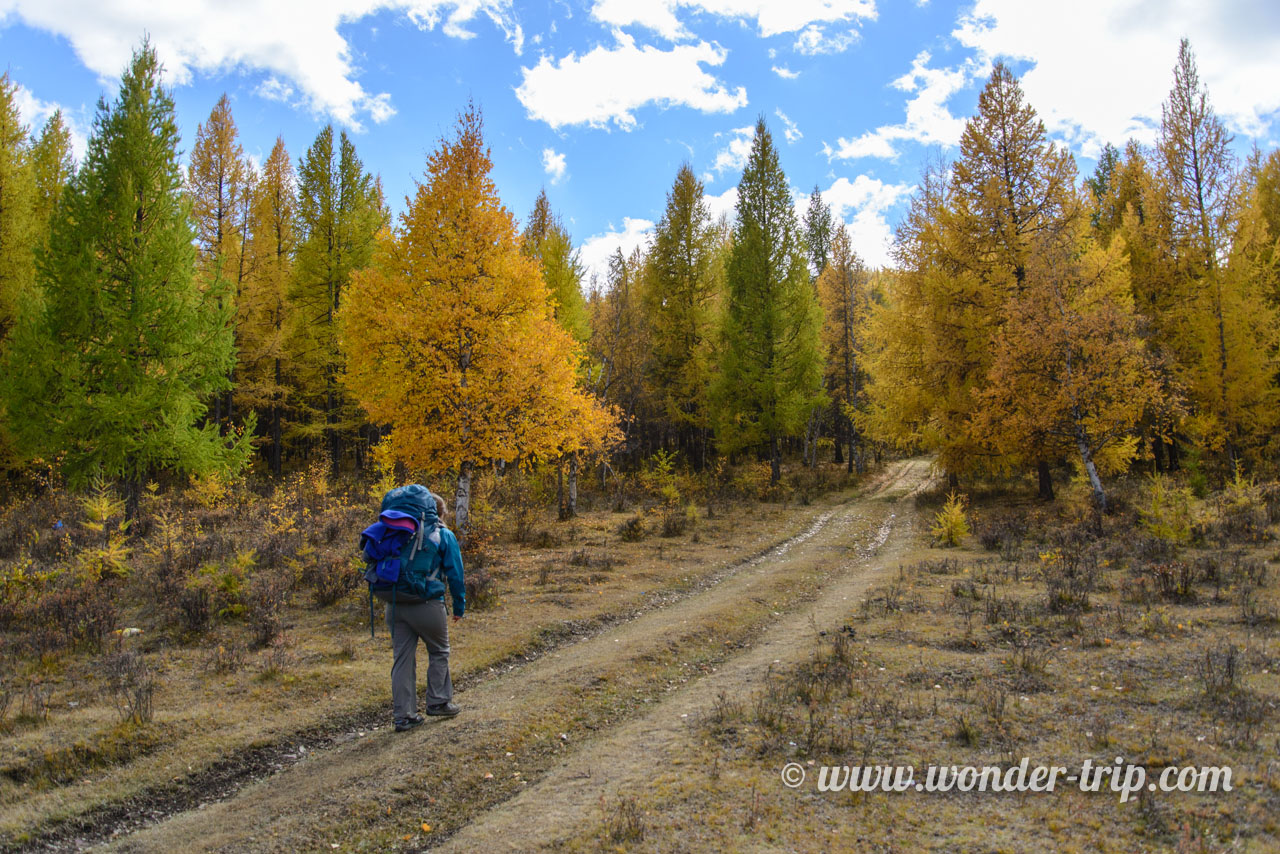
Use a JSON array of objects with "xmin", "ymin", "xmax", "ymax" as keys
[{"xmin": 361, "ymin": 484, "xmax": 465, "ymax": 732}]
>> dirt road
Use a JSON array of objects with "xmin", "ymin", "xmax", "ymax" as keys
[{"xmin": 104, "ymin": 458, "xmax": 932, "ymax": 852}]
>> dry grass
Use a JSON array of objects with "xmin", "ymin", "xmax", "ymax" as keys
[
  {"xmin": 563, "ymin": 477, "xmax": 1280, "ymax": 853},
  {"xmin": 0, "ymin": 462, "xmax": 852, "ymax": 846}
]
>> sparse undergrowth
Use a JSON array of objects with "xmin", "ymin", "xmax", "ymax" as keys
[
  {"xmin": 0, "ymin": 457, "xmax": 857, "ymax": 847},
  {"xmin": 573, "ymin": 474, "xmax": 1279, "ymax": 853}
]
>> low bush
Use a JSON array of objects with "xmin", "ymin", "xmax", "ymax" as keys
[{"xmin": 930, "ymin": 492, "xmax": 970, "ymax": 547}]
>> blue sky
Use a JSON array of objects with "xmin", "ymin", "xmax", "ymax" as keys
[{"xmin": 3, "ymin": 0, "xmax": 1280, "ymax": 279}]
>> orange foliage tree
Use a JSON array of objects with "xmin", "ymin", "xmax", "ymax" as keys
[{"xmin": 339, "ymin": 105, "xmax": 618, "ymax": 542}]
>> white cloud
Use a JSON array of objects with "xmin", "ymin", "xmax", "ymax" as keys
[
  {"xmin": 701, "ymin": 125, "xmax": 754, "ymax": 181},
  {"xmin": 591, "ymin": 0, "xmax": 687, "ymax": 40},
  {"xmin": 542, "ymin": 147, "xmax": 567, "ymax": 184},
  {"xmin": 775, "ymin": 108, "xmax": 802, "ymax": 143},
  {"xmin": 704, "ymin": 184, "xmax": 738, "ymax": 223},
  {"xmin": 516, "ymin": 31, "xmax": 747, "ymax": 130},
  {"xmin": 771, "ymin": 65, "xmax": 800, "ymax": 80},
  {"xmin": 797, "ymin": 175, "xmax": 912, "ymax": 268},
  {"xmin": 0, "ymin": 0, "xmax": 523, "ymax": 130},
  {"xmin": 579, "ymin": 216, "xmax": 654, "ymax": 285},
  {"xmin": 954, "ymin": 0, "xmax": 1280, "ymax": 152},
  {"xmin": 825, "ymin": 50, "xmax": 977, "ymax": 161},
  {"xmin": 793, "ymin": 24, "xmax": 859, "ymax": 55},
  {"xmin": 12, "ymin": 83, "xmax": 88, "ymax": 159},
  {"xmin": 591, "ymin": 0, "xmax": 876, "ymax": 40}
]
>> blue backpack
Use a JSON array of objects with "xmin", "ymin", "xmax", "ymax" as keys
[{"xmin": 359, "ymin": 484, "xmax": 444, "ymax": 637}]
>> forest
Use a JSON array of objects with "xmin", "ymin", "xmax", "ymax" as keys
[
  {"xmin": 1, "ymin": 39, "xmax": 1277, "ymax": 528},
  {"xmin": 0, "ymin": 33, "xmax": 1278, "ymax": 852}
]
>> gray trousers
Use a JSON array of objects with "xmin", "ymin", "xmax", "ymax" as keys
[{"xmin": 385, "ymin": 598, "xmax": 452, "ymax": 719}]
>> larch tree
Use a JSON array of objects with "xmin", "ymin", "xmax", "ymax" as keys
[
  {"xmin": 712, "ymin": 117, "xmax": 824, "ymax": 484},
  {"xmin": 522, "ymin": 190, "xmax": 589, "ymax": 342},
  {"xmin": 800, "ymin": 186, "xmax": 834, "ymax": 466},
  {"xmin": 291, "ymin": 125, "xmax": 385, "ymax": 471},
  {"xmin": 339, "ymin": 105, "xmax": 617, "ymax": 544},
  {"xmin": 975, "ymin": 227, "xmax": 1161, "ymax": 514},
  {"xmin": 188, "ymin": 93, "xmax": 252, "ymax": 428},
  {"xmin": 0, "ymin": 74, "xmax": 34, "ymax": 346},
  {"xmin": 643, "ymin": 163, "xmax": 718, "ymax": 469},
  {"xmin": 2, "ymin": 43, "xmax": 249, "ymax": 511},
  {"xmin": 28, "ymin": 110, "xmax": 75, "ymax": 247},
  {"xmin": 239, "ymin": 137, "xmax": 297, "ymax": 475},
  {"xmin": 587, "ymin": 247, "xmax": 652, "ymax": 466},
  {"xmin": 1102, "ymin": 141, "xmax": 1187, "ymax": 471},
  {"xmin": 803, "ymin": 186, "xmax": 833, "ymax": 280},
  {"xmin": 950, "ymin": 61, "xmax": 1079, "ymax": 498},
  {"xmin": 1245, "ymin": 147, "xmax": 1280, "ymax": 307},
  {"xmin": 1155, "ymin": 39, "xmax": 1275, "ymax": 471},
  {"xmin": 866, "ymin": 65, "xmax": 1079, "ymax": 495},
  {"xmin": 0, "ymin": 75, "xmax": 36, "ymax": 470},
  {"xmin": 521, "ymin": 189, "xmax": 591, "ymax": 515},
  {"xmin": 862, "ymin": 157, "xmax": 991, "ymax": 485},
  {"xmin": 1208, "ymin": 157, "xmax": 1280, "ymax": 466},
  {"xmin": 817, "ymin": 224, "xmax": 869, "ymax": 473}
]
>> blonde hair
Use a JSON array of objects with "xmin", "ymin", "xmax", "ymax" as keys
[{"xmin": 431, "ymin": 492, "xmax": 447, "ymax": 518}]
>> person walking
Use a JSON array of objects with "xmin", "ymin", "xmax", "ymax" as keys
[{"xmin": 364, "ymin": 484, "xmax": 465, "ymax": 732}]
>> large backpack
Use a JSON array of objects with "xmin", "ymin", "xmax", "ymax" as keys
[{"xmin": 359, "ymin": 484, "xmax": 444, "ymax": 637}]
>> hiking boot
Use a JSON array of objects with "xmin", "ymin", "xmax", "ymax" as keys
[
  {"xmin": 425, "ymin": 702, "xmax": 460, "ymax": 717},
  {"xmin": 394, "ymin": 713, "xmax": 425, "ymax": 732}
]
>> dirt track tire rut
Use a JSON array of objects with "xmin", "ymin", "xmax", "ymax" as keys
[{"xmin": 68, "ymin": 459, "xmax": 930, "ymax": 853}]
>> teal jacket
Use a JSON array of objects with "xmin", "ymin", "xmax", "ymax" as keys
[{"xmin": 427, "ymin": 524, "xmax": 466, "ymax": 617}]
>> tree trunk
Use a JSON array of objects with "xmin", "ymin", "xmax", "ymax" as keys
[
  {"xmin": 803, "ymin": 411, "xmax": 819, "ymax": 469},
  {"xmin": 1152, "ymin": 433, "xmax": 1166, "ymax": 473},
  {"xmin": 948, "ymin": 471, "xmax": 959, "ymax": 490},
  {"xmin": 1037, "ymin": 460, "xmax": 1055, "ymax": 501},
  {"xmin": 1075, "ymin": 434, "xmax": 1107, "ymax": 515},
  {"xmin": 567, "ymin": 452, "xmax": 578, "ymax": 518},
  {"xmin": 557, "ymin": 459, "xmax": 566, "ymax": 520},
  {"xmin": 122, "ymin": 475, "xmax": 142, "ymax": 522},
  {"xmin": 770, "ymin": 436, "xmax": 781, "ymax": 485},
  {"xmin": 454, "ymin": 461, "xmax": 473, "ymax": 548}
]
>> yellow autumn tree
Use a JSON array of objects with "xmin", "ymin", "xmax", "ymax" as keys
[
  {"xmin": 861, "ymin": 159, "xmax": 995, "ymax": 485},
  {"xmin": 237, "ymin": 137, "xmax": 297, "ymax": 475},
  {"xmin": 188, "ymin": 94, "xmax": 252, "ymax": 428},
  {"xmin": 339, "ymin": 105, "xmax": 618, "ymax": 542},
  {"xmin": 974, "ymin": 226, "xmax": 1162, "ymax": 512},
  {"xmin": 1152, "ymin": 39, "xmax": 1276, "ymax": 472}
]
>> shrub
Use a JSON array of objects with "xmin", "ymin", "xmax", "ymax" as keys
[
  {"xmin": 308, "ymin": 557, "xmax": 359, "ymax": 607},
  {"xmin": 1141, "ymin": 560, "xmax": 1197, "ymax": 602},
  {"xmin": 930, "ymin": 492, "xmax": 970, "ymax": 547},
  {"xmin": 204, "ymin": 641, "xmax": 247, "ymax": 674},
  {"xmin": 618, "ymin": 514, "xmax": 646, "ymax": 542},
  {"xmin": 1196, "ymin": 644, "xmax": 1241, "ymax": 701},
  {"xmin": 246, "ymin": 564, "xmax": 291, "ymax": 647},
  {"xmin": 1138, "ymin": 473, "xmax": 1194, "ymax": 549},
  {"xmin": 1205, "ymin": 470, "xmax": 1271, "ymax": 544},
  {"xmin": 730, "ymin": 462, "xmax": 773, "ymax": 502},
  {"xmin": 973, "ymin": 513, "xmax": 1026, "ymax": 560},
  {"xmin": 465, "ymin": 565, "xmax": 498, "ymax": 611},
  {"xmin": 1039, "ymin": 545, "xmax": 1099, "ymax": 613},
  {"xmin": 77, "ymin": 475, "xmax": 132, "ymax": 581},
  {"xmin": 102, "ymin": 650, "xmax": 155, "ymax": 724}
]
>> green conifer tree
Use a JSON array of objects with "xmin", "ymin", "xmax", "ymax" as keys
[
  {"xmin": 290, "ymin": 125, "xmax": 385, "ymax": 470},
  {"xmin": 712, "ymin": 117, "xmax": 825, "ymax": 484},
  {"xmin": 3, "ymin": 43, "xmax": 250, "ymax": 509},
  {"xmin": 644, "ymin": 163, "xmax": 718, "ymax": 467}
]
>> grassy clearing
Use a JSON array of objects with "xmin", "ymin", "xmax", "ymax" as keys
[
  {"xmin": 566, "ymin": 475, "xmax": 1280, "ymax": 853},
  {"xmin": 0, "ymin": 460, "xmax": 857, "ymax": 847}
]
